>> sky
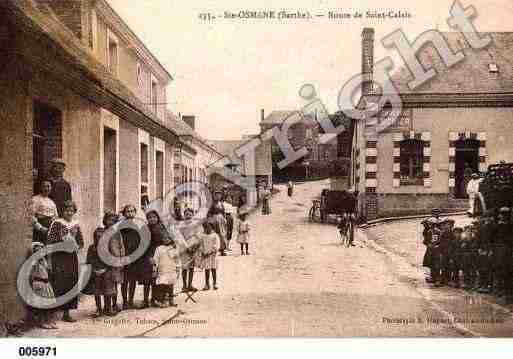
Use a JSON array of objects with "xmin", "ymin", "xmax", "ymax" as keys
[{"xmin": 106, "ymin": 0, "xmax": 513, "ymax": 140}]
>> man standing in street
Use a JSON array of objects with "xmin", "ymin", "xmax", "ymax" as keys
[
  {"xmin": 47, "ymin": 158, "xmax": 72, "ymax": 217},
  {"xmin": 287, "ymin": 181, "xmax": 294, "ymax": 197},
  {"xmin": 466, "ymin": 173, "xmax": 481, "ymax": 217}
]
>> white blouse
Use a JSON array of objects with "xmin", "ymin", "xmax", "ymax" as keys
[{"xmin": 30, "ymin": 195, "xmax": 58, "ymax": 218}]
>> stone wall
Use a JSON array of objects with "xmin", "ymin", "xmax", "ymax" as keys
[{"xmin": 369, "ymin": 193, "xmax": 466, "ymax": 219}]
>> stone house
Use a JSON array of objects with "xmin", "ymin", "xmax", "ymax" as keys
[
  {"xmin": 166, "ymin": 111, "xmax": 224, "ymax": 210},
  {"xmin": 260, "ymin": 109, "xmax": 338, "ymax": 182},
  {"xmin": 352, "ymin": 28, "xmax": 513, "ymax": 220}
]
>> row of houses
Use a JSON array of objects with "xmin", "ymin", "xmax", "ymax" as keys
[
  {"xmin": 250, "ymin": 28, "xmax": 513, "ymax": 222},
  {"xmin": 0, "ymin": 0, "xmax": 224, "ymax": 327}
]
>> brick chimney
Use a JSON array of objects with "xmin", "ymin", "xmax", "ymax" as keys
[
  {"xmin": 361, "ymin": 28, "xmax": 375, "ymax": 96},
  {"xmin": 182, "ymin": 115, "xmax": 195, "ymax": 130}
]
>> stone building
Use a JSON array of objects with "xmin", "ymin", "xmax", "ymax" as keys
[
  {"xmin": 259, "ymin": 109, "xmax": 338, "ymax": 182},
  {"xmin": 0, "ymin": 0, "xmax": 196, "ymax": 327},
  {"xmin": 352, "ymin": 28, "xmax": 513, "ymax": 220},
  {"xmin": 166, "ymin": 111, "xmax": 224, "ymax": 209}
]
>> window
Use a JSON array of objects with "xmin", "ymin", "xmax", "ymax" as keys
[
  {"xmin": 107, "ymin": 31, "xmax": 118, "ymax": 75},
  {"xmin": 400, "ymin": 139, "xmax": 424, "ymax": 184},
  {"xmin": 155, "ymin": 150, "xmax": 164, "ymax": 199},
  {"xmin": 89, "ymin": 9, "xmax": 97, "ymax": 52},
  {"xmin": 140, "ymin": 143, "xmax": 149, "ymax": 205},
  {"xmin": 103, "ymin": 127, "xmax": 117, "ymax": 212},
  {"xmin": 151, "ymin": 77, "xmax": 158, "ymax": 114},
  {"xmin": 137, "ymin": 63, "xmax": 143, "ymax": 88}
]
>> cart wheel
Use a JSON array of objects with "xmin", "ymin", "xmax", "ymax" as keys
[{"xmin": 308, "ymin": 206, "xmax": 315, "ymax": 222}]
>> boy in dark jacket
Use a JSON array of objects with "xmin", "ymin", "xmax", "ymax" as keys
[
  {"xmin": 449, "ymin": 227, "xmax": 463, "ymax": 288},
  {"xmin": 86, "ymin": 227, "xmax": 116, "ymax": 317}
]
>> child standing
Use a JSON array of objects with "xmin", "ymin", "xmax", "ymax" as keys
[
  {"xmin": 237, "ymin": 213, "xmax": 251, "ymax": 255},
  {"xmin": 152, "ymin": 237, "xmax": 179, "ymax": 307},
  {"xmin": 28, "ymin": 242, "xmax": 57, "ymax": 329},
  {"xmin": 450, "ymin": 227, "xmax": 464, "ymax": 288},
  {"xmin": 201, "ymin": 221, "xmax": 220, "ymax": 290},
  {"xmin": 86, "ymin": 227, "xmax": 117, "ymax": 317}
]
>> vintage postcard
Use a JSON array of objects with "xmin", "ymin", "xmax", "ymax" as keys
[{"xmin": 2, "ymin": 0, "xmax": 513, "ymax": 348}]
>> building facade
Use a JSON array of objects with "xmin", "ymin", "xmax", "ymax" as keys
[
  {"xmin": 260, "ymin": 109, "xmax": 338, "ymax": 182},
  {"xmin": 353, "ymin": 28, "xmax": 513, "ymax": 220},
  {"xmin": 0, "ymin": 0, "xmax": 197, "ymax": 327},
  {"xmin": 166, "ymin": 111, "xmax": 224, "ymax": 210}
]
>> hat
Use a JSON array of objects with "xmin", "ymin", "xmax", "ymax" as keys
[
  {"xmin": 49, "ymin": 158, "xmax": 66, "ymax": 166},
  {"xmin": 471, "ymin": 173, "xmax": 479, "ymax": 178}
]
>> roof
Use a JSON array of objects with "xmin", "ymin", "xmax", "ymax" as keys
[
  {"xmin": 209, "ymin": 140, "xmax": 246, "ymax": 169},
  {"xmin": 261, "ymin": 111, "xmax": 294, "ymax": 125},
  {"xmin": 387, "ymin": 32, "xmax": 513, "ymax": 94},
  {"xmin": 97, "ymin": 0, "xmax": 173, "ymax": 83},
  {"xmin": 261, "ymin": 110, "xmax": 321, "ymax": 129},
  {"xmin": 7, "ymin": 0, "xmax": 180, "ymax": 146},
  {"xmin": 166, "ymin": 111, "xmax": 195, "ymax": 137},
  {"xmin": 165, "ymin": 111, "xmax": 223, "ymax": 157}
]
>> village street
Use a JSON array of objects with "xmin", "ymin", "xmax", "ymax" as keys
[{"xmin": 26, "ymin": 180, "xmax": 513, "ymax": 338}]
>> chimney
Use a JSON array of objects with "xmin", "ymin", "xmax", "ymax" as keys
[
  {"xmin": 182, "ymin": 115, "xmax": 195, "ymax": 130},
  {"xmin": 261, "ymin": 109, "xmax": 265, "ymax": 122},
  {"xmin": 361, "ymin": 28, "xmax": 375, "ymax": 96}
]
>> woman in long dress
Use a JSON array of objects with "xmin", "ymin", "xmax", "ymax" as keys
[
  {"xmin": 47, "ymin": 200, "xmax": 84, "ymax": 322},
  {"xmin": 31, "ymin": 180, "xmax": 58, "ymax": 245}
]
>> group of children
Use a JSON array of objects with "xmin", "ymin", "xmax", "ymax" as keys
[
  {"xmin": 27, "ymin": 202, "xmax": 254, "ymax": 329},
  {"xmin": 84, "ymin": 206, "xmax": 253, "ymax": 318},
  {"xmin": 422, "ymin": 207, "xmax": 513, "ymax": 302}
]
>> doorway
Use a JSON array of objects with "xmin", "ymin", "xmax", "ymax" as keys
[
  {"xmin": 454, "ymin": 138, "xmax": 479, "ymax": 198},
  {"xmin": 103, "ymin": 127, "xmax": 117, "ymax": 212},
  {"xmin": 33, "ymin": 101, "xmax": 62, "ymax": 194},
  {"xmin": 155, "ymin": 150, "xmax": 164, "ymax": 199}
]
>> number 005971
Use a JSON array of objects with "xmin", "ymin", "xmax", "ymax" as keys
[{"xmin": 18, "ymin": 346, "xmax": 56, "ymax": 356}]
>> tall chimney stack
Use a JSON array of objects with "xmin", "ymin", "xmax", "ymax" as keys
[
  {"xmin": 361, "ymin": 28, "xmax": 375, "ymax": 96},
  {"xmin": 261, "ymin": 109, "xmax": 265, "ymax": 122}
]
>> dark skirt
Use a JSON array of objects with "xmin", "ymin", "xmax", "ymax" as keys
[
  {"xmin": 51, "ymin": 251, "xmax": 80, "ymax": 310},
  {"xmin": 33, "ymin": 216, "xmax": 53, "ymax": 244},
  {"xmin": 121, "ymin": 228, "xmax": 142, "ymax": 282},
  {"xmin": 226, "ymin": 214, "xmax": 234, "ymax": 241},
  {"xmin": 93, "ymin": 270, "xmax": 116, "ymax": 296},
  {"xmin": 262, "ymin": 198, "xmax": 271, "ymax": 215},
  {"xmin": 287, "ymin": 187, "xmax": 293, "ymax": 197},
  {"xmin": 422, "ymin": 247, "xmax": 432, "ymax": 268}
]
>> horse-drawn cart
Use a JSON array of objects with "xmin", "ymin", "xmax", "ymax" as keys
[
  {"xmin": 474, "ymin": 162, "xmax": 513, "ymax": 216},
  {"xmin": 308, "ymin": 189, "xmax": 358, "ymax": 241}
]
